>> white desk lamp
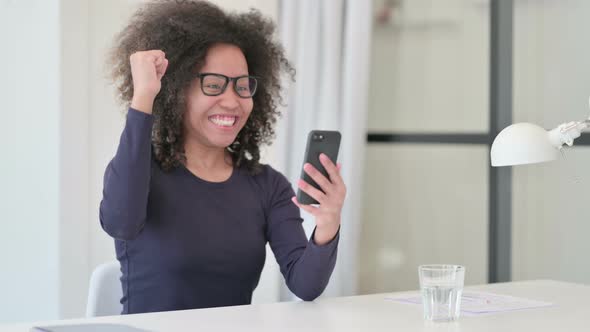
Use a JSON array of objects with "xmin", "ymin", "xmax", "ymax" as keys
[{"xmin": 490, "ymin": 98, "xmax": 590, "ymax": 167}]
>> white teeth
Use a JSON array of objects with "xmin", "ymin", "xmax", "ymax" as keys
[{"xmin": 209, "ymin": 115, "xmax": 236, "ymax": 127}]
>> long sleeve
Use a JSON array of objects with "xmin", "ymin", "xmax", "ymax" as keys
[
  {"xmin": 265, "ymin": 169, "xmax": 339, "ymax": 301},
  {"xmin": 99, "ymin": 108, "xmax": 154, "ymax": 240}
]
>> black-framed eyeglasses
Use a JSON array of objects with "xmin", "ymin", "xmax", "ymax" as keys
[{"xmin": 196, "ymin": 73, "xmax": 258, "ymax": 98}]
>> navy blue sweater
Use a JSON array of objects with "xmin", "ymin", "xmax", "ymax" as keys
[{"xmin": 99, "ymin": 108, "xmax": 339, "ymax": 314}]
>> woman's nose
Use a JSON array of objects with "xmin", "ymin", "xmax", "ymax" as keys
[{"xmin": 218, "ymin": 84, "xmax": 241, "ymax": 109}]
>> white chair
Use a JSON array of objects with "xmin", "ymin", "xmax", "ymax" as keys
[{"xmin": 86, "ymin": 261, "xmax": 123, "ymax": 317}]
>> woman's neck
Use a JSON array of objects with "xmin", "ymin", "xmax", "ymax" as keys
[{"xmin": 183, "ymin": 140, "xmax": 233, "ymax": 182}]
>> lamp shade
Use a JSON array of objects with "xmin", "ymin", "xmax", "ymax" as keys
[{"xmin": 491, "ymin": 123, "xmax": 560, "ymax": 166}]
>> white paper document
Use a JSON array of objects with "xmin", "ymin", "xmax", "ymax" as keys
[{"xmin": 386, "ymin": 291, "xmax": 553, "ymax": 316}]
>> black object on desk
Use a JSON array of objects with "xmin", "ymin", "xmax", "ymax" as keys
[{"xmin": 30, "ymin": 323, "xmax": 152, "ymax": 332}]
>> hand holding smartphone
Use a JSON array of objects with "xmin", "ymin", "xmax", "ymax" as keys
[{"xmin": 296, "ymin": 130, "xmax": 341, "ymax": 205}]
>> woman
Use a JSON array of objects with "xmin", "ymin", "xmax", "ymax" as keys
[{"xmin": 100, "ymin": 0, "xmax": 346, "ymax": 314}]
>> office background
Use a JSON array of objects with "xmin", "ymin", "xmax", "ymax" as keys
[{"xmin": 1, "ymin": 0, "xmax": 589, "ymax": 325}]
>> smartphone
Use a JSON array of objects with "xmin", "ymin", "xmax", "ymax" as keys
[{"xmin": 296, "ymin": 130, "xmax": 341, "ymax": 205}]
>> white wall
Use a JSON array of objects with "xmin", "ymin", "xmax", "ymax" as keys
[
  {"xmin": 368, "ymin": 0, "xmax": 489, "ymax": 133},
  {"xmin": 362, "ymin": 0, "xmax": 590, "ymax": 290},
  {"xmin": 512, "ymin": 0, "xmax": 590, "ymax": 284},
  {"xmin": 361, "ymin": 0, "xmax": 490, "ymax": 293},
  {"xmin": 361, "ymin": 145, "xmax": 488, "ymax": 293},
  {"xmin": 59, "ymin": 0, "xmax": 91, "ymax": 319},
  {"xmin": 0, "ymin": 0, "xmax": 61, "ymax": 323}
]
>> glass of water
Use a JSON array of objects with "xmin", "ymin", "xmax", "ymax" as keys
[{"xmin": 418, "ymin": 264, "xmax": 465, "ymax": 322}]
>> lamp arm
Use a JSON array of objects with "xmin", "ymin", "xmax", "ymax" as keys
[{"xmin": 548, "ymin": 120, "xmax": 589, "ymax": 148}]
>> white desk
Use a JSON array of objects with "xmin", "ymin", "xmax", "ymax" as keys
[{"xmin": 2, "ymin": 280, "xmax": 589, "ymax": 331}]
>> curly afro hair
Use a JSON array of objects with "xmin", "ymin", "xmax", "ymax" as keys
[{"xmin": 108, "ymin": 0, "xmax": 293, "ymax": 174}]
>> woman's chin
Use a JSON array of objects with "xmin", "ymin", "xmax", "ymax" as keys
[{"xmin": 208, "ymin": 136, "xmax": 238, "ymax": 149}]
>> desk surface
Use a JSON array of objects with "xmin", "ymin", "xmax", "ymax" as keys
[{"xmin": 2, "ymin": 280, "xmax": 589, "ymax": 331}]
